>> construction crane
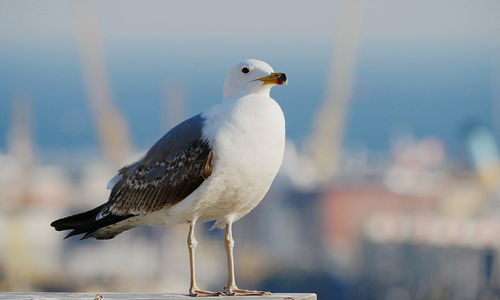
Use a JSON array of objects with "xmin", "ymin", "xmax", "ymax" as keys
[{"xmin": 304, "ymin": 0, "xmax": 365, "ymax": 182}]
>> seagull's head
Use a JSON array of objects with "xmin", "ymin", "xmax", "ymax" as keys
[{"xmin": 223, "ymin": 59, "xmax": 287, "ymax": 100}]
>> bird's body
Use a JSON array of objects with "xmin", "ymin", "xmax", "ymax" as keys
[
  {"xmin": 160, "ymin": 93, "xmax": 285, "ymax": 227},
  {"xmin": 51, "ymin": 59, "xmax": 287, "ymax": 296},
  {"xmin": 111, "ymin": 93, "xmax": 285, "ymax": 234}
]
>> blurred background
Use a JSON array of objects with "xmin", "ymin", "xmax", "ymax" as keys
[{"xmin": 1, "ymin": 0, "xmax": 500, "ymax": 299}]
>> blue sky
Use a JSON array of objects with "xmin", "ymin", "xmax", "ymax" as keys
[
  {"xmin": 1, "ymin": 0, "xmax": 499, "ymax": 158},
  {"xmin": 2, "ymin": 1, "xmax": 498, "ymax": 44}
]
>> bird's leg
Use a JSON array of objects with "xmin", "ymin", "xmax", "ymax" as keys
[
  {"xmin": 224, "ymin": 222, "xmax": 271, "ymax": 296},
  {"xmin": 187, "ymin": 219, "xmax": 222, "ymax": 297},
  {"xmin": 224, "ymin": 222, "xmax": 237, "ymax": 292}
]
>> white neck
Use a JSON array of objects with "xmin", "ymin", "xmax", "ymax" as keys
[{"xmin": 223, "ymin": 84, "xmax": 272, "ymax": 100}]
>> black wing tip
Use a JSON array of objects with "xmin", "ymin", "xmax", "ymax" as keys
[
  {"xmin": 51, "ymin": 218, "xmax": 72, "ymax": 232},
  {"xmin": 51, "ymin": 204, "xmax": 107, "ymax": 231},
  {"xmin": 52, "ymin": 211, "xmax": 136, "ymax": 241}
]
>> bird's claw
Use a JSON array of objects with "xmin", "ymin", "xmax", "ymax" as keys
[
  {"xmin": 189, "ymin": 288, "xmax": 224, "ymax": 297},
  {"xmin": 224, "ymin": 285, "xmax": 271, "ymax": 296}
]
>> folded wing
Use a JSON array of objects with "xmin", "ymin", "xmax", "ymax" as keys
[{"xmin": 51, "ymin": 114, "xmax": 215, "ymax": 239}]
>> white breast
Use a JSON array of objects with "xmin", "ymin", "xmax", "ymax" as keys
[
  {"xmin": 205, "ymin": 94, "xmax": 286, "ymax": 180},
  {"xmin": 161, "ymin": 94, "xmax": 285, "ymax": 228}
]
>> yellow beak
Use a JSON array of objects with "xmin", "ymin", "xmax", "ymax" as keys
[{"xmin": 255, "ymin": 72, "xmax": 287, "ymax": 85}]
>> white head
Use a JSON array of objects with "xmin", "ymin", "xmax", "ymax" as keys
[{"xmin": 223, "ymin": 59, "xmax": 287, "ymax": 100}]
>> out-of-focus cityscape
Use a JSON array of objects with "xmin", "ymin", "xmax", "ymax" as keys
[{"xmin": 1, "ymin": 0, "xmax": 500, "ymax": 299}]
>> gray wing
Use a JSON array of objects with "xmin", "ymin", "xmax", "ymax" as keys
[{"xmin": 102, "ymin": 114, "xmax": 214, "ymax": 216}]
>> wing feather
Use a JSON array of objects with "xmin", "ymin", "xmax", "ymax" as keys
[
  {"xmin": 51, "ymin": 113, "xmax": 213, "ymax": 240},
  {"xmin": 108, "ymin": 139, "xmax": 213, "ymax": 215}
]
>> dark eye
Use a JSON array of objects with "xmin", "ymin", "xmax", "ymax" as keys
[{"xmin": 241, "ymin": 67, "xmax": 250, "ymax": 74}]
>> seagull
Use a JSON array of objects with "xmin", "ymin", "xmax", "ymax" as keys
[{"xmin": 51, "ymin": 59, "xmax": 287, "ymax": 296}]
